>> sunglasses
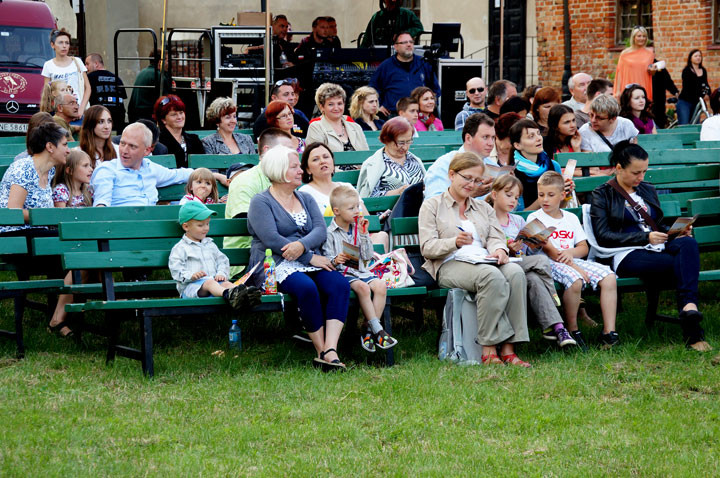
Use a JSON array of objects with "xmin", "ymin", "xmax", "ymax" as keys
[
  {"xmin": 275, "ymin": 78, "xmax": 298, "ymax": 87},
  {"xmin": 160, "ymin": 96, "xmax": 171, "ymax": 106},
  {"xmin": 468, "ymin": 87, "xmax": 485, "ymax": 94}
]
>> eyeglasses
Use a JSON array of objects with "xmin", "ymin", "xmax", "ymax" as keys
[
  {"xmin": 394, "ymin": 40, "xmax": 414, "ymax": 46},
  {"xmin": 468, "ymin": 87, "xmax": 485, "ymax": 94},
  {"xmin": 589, "ymin": 113, "xmax": 609, "ymax": 121},
  {"xmin": 456, "ymin": 172, "xmax": 485, "ymax": 186},
  {"xmin": 394, "ymin": 139, "xmax": 414, "ymax": 147},
  {"xmin": 276, "ymin": 112, "xmax": 293, "ymax": 120}
]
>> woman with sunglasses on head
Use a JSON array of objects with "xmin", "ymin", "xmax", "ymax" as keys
[
  {"xmin": 265, "ymin": 100, "xmax": 305, "ymax": 154},
  {"xmin": 154, "ymin": 95, "xmax": 204, "ymax": 168},
  {"xmin": 202, "ymin": 97, "xmax": 256, "ymax": 155},
  {"xmin": 619, "ymin": 84, "xmax": 656, "ymax": 134},
  {"xmin": 306, "ymin": 83, "xmax": 368, "ymax": 154},
  {"xmin": 42, "ymin": 29, "xmax": 91, "ymax": 116},
  {"xmin": 676, "ymin": 49, "xmax": 711, "ymax": 125},
  {"xmin": 254, "ymin": 79, "xmax": 309, "ymax": 140},
  {"xmin": 614, "ymin": 26, "xmax": 657, "ymax": 101},
  {"xmin": 357, "ymin": 116, "xmax": 425, "ymax": 198}
]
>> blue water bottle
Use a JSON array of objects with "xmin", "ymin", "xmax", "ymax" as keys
[{"xmin": 229, "ymin": 319, "xmax": 241, "ymax": 351}]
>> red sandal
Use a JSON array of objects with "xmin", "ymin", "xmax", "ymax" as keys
[
  {"xmin": 481, "ymin": 353, "xmax": 504, "ymax": 365},
  {"xmin": 501, "ymin": 353, "xmax": 531, "ymax": 368}
]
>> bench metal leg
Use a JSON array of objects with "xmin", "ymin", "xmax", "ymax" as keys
[
  {"xmin": 14, "ymin": 295, "xmax": 25, "ymax": 359},
  {"xmin": 105, "ymin": 312, "xmax": 119, "ymax": 364},
  {"xmin": 140, "ymin": 311, "xmax": 154, "ymax": 378},
  {"xmin": 645, "ymin": 288, "xmax": 681, "ymax": 328},
  {"xmin": 382, "ymin": 301, "xmax": 394, "ymax": 367}
]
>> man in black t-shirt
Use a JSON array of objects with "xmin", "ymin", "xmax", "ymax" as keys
[{"xmin": 85, "ymin": 53, "xmax": 127, "ymax": 132}]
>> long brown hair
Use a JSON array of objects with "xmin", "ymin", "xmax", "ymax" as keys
[
  {"xmin": 52, "ymin": 149, "xmax": 93, "ymax": 207},
  {"xmin": 80, "ymin": 105, "xmax": 116, "ymax": 167}
]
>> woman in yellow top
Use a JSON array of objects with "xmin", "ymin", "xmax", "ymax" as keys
[{"xmin": 614, "ymin": 26, "xmax": 656, "ymax": 101}]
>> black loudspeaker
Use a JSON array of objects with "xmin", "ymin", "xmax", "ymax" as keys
[{"xmin": 437, "ymin": 59, "xmax": 485, "ymax": 129}]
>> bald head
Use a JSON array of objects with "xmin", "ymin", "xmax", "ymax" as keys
[
  {"xmin": 465, "ymin": 77, "xmax": 486, "ymax": 108},
  {"xmin": 568, "ymin": 72, "xmax": 592, "ymax": 103}
]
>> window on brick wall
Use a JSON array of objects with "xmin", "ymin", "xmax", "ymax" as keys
[
  {"xmin": 714, "ymin": 1, "xmax": 720, "ymax": 43},
  {"xmin": 616, "ymin": 0, "xmax": 653, "ymax": 45},
  {"xmin": 401, "ymin": 0, "xmax": 421, "ymax": 19}
]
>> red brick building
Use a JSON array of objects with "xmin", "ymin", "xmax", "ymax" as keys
[{"xmin": 535, "ymin": 0, "xmax": 720, "ymax": 95}]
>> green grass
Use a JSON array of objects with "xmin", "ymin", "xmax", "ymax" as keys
[{"xmin": 1, "ymin": 275, "xmax": 720, "ymax": 475}]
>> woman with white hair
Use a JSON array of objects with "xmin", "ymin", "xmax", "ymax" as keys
[
  {"xmin": 305, "ymin": 82, "xmax": 369, "ymax": 153},
  {"xmin": 246, "ymin": 145, "xmax": 351, "ymax": 370}
]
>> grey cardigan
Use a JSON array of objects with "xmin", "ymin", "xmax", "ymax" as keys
[
  {"xmin": 201, "ymin": 132, "xmax": 257, "ymax": 155},
  {"xmin": 246, "ymin": 189, "xmax": 326, "ymax": 287}
]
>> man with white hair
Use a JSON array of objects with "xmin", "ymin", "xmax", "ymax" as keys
[
  {"xmin": 91, "ymin": 122, "xmax": 198, "ymax": 206},
  {"xmin": 563, "ymin": 72, "xmax": 592, "ymax": 111},
  {"xmin": 454, "ymin": 77, "xmax": 487, "ymax": 130}
]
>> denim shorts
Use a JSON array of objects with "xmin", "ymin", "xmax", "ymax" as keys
[{"xmin": 181, "ymin": 276, "xmax": 212, "ymax": 298}]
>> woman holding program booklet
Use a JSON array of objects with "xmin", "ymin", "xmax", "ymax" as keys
[
  {"xmin": 418, "ymin": 152, "xmax": 531, "ymax": 367},
  {"xmin": 589, "ymin": 141, "xmax": 710, "ymax": 352}
]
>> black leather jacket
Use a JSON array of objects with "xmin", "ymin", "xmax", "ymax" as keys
[{"xmin": 590, "ymin": 181, "xmax": 669, "ymax": 248}]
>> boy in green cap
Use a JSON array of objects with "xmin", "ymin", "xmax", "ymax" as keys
[{"xmin": 169, "ymin": 202, "xmax": 260, "ymax": 308}]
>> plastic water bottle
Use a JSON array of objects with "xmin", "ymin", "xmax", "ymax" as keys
[
  {"xmin": 279, "ymin": 51, "xmax": 289, "ymax": 68},
  {"xmin": 263, "ymin": 248, "xmax": 277, "ymax": 295},
  {"xmin": 229, "ymin": 319, "xmax": 241, "ymax": 351}
]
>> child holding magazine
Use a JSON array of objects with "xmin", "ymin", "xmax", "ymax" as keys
[
  {"xmin": 527, "ymin": 171, "xmax": 618, "ymax": 349},
  {"xmin": 487, "ymin": 175, "xmax": 576, "ymax": 348}
]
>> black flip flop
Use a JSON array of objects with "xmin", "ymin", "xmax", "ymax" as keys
[
  {"xmin": 319, "ymin": 348, "xmax": 346, "ymax": 372},
  {"xmin": 49, "ymin": 321, "xmax": 74, "ymax": 338}
]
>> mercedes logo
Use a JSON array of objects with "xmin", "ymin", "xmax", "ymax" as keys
[{"xmin": 6, "ymin": 101, "xmax": 19, "ymax": 114}]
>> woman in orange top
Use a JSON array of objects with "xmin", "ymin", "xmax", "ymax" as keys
[{"xmin": 614, "ymin": 26, "xmax": 656, "ymax": 101}]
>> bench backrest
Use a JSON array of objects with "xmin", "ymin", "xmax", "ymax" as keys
[
  {"xmin": 0, "ymin": 209, "xmax": 27, "ymax": 254},
  {"xmin": 555, "ymin": 149, "xmax": 720, "ymax": 168},
  {"xmin": 573, "ymin": 164, "xmax": 720, "ymax": 193}
]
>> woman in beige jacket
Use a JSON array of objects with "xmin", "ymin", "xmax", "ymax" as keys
[
  {"xmin": 305, "ymin": 83, "xmax": 369, "ymax": 155},
  {"xmin": 418, "ymin": 152, "xmax": 531, "ymax": 367}
]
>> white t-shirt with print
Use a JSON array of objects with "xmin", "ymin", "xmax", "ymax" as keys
[
  {"xmin": 527, "ymin": 209, "xmax": 587, "ymax": 252},
  {"xmin": 41, "ymin": 58, "xmax": 87, "ymax": 103}
]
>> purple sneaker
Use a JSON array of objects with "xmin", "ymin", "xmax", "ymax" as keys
[{"xmin": 556, "ymin": 327, "xmax": 577, "ymax": 347}]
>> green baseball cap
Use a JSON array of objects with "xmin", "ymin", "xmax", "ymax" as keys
[{"xmin": 178, "ymin": 201, "xmax": 217, "ymax": 224}]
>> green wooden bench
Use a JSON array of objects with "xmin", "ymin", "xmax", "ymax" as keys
[
  {"xmin": 58, "ymin": 214, "xmax": 413, "ymax": 375},
  {"xmin": 660, "ymin": 124, "xmax": 701, "ymax": 133},
  {"xmin": 573, "ymin": 164, "xmax": 720, "ymax": 194},
  {"xmin": 694, "ymin": 140, "xmax": 720, "ymax": 149},
  {"xmin": 0, "ymin": 135, "xmax": 26, "ymax": 145},
  {"xmin": 0, "ymin": 209, "xmax": 66, "ymax": 358},
  {"xmin": 148, "ymin": 154, "xmax": 177, "ymax": 169},
  {"xmin": 555, "ymin": 148, "xmax": 720, "ymax": 170}
]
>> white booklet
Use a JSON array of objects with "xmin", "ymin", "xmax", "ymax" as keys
[{"xmin": 454, "ymin": 244, "xmax": 522, "ymax": 264}]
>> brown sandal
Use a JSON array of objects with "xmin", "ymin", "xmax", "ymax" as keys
[
  {"xmin": 501, "ymin": 353, "xmax": 531, "ymax": 368},
  {"xmin": 481, "ymin": 353, "xmax": 504, "ymax": 365}
]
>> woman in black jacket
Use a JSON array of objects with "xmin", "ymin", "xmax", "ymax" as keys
[
  {"xmin": 154, "ymin": 94, "xmax": 204, "ymax": 168},
  {"xmin": 589, "ymin": 141, "xmax": 709, "ymax": 351},
  {"xmin": 676, "ymin": 49, "xmax": 711, "ymax": 125}
]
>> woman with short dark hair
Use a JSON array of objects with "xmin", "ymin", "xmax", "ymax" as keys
[
  {"xmin": 357, "ymin": 117, "xmax": 425, "ymax": 197},
  {"xmin": 154, "ymin": 94, "xmax": 204, "ymax": 168},
  {"xmin": 590, "ymin": 141, "xmax": 710, "ymax": 351},
  {"xmin": 202, "ymin": 96, "xmax": 255, "ymax": 155}
]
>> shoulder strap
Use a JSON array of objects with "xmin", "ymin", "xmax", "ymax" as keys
[
  {"xmin": 608, "ymin": 178, "xmax": 658, "ymax": 231},
  {"xmin": 595, "ymin": 130, "xmax": 615, "ymax": 150}
]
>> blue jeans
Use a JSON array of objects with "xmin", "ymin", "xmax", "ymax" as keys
[
  {"xmin": 675, "ymin": 98, "xmax": 694, "ymax": 125},
  {"xmin": 616, "ymin": 236, "xmax": 700, "ymax": 311},
  {"xmin": 279, "ymin": 270, "xmax": 350, "ymax": 332}
]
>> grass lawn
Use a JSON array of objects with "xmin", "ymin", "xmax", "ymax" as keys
[{"xmin": 1, "ymin": 275, "xmax": 719, "ymax": 476}]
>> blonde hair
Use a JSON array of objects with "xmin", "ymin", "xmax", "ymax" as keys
[
  {"xmin": 261, "ymin": 145, "xmax": 298, "ymax": 183},
  {"xmin": 448, "ymin": 151, "xmax": 484, "ymax": 174},
  {"xmin": 40, "ymin": 80, "xmax": 69, "ymax": 113},
  {"xmin": 629, "ymin": 26, "xmax": 649, "ymax": 47},
  {"xmin": 537, "ymin": 170, "xmax": 565, "ymax": 191},
  {"xmin": 185, "ymin": 167, "xmax": 219, "ymax": 203},
  {"xmin": 315, "ymin": 82, "xmax": 346, "ymax": 110},
  {"xmin": 52, "ymin": 148, "xmax": 93, "ymax": 207},
  {"xmin": 349, "ymin": 86, "xmax": 379, "ymax": 120},
  {"xmin": 485, "ymin": 174, "xmax": 523, "ymax": 206},
  {"xmin": 329, "ymin": 184, "xmax": 359, "ymax": 210}
]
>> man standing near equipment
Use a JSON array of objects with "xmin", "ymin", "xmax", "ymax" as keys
[
  {"xmin": 128, "ymin": 50, "xmax": 172, "ymax": 124},
  {"xmin": 360, "ymin": 0, "xmax": 424, "ymax": 48},
  {"xmin": 369, "ymin": 32, "xmax": 439, "ymax": 117},
  {"xmin": 85, "ymin": 53, "xmax": 127, "ymax": 133}
]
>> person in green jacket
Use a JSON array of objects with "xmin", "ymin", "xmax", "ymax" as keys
[
  {"xmin": 360, "ymin": 0, "xmax": 424, "ymax": 48},
  {"xmin": 127, "ymin": 50, "xmax": 172, "ymax": 123}
]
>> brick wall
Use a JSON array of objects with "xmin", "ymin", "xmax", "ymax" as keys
[{"xmin": 536, "ymin": 0, "xmax": 720, "ymax": 96}]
